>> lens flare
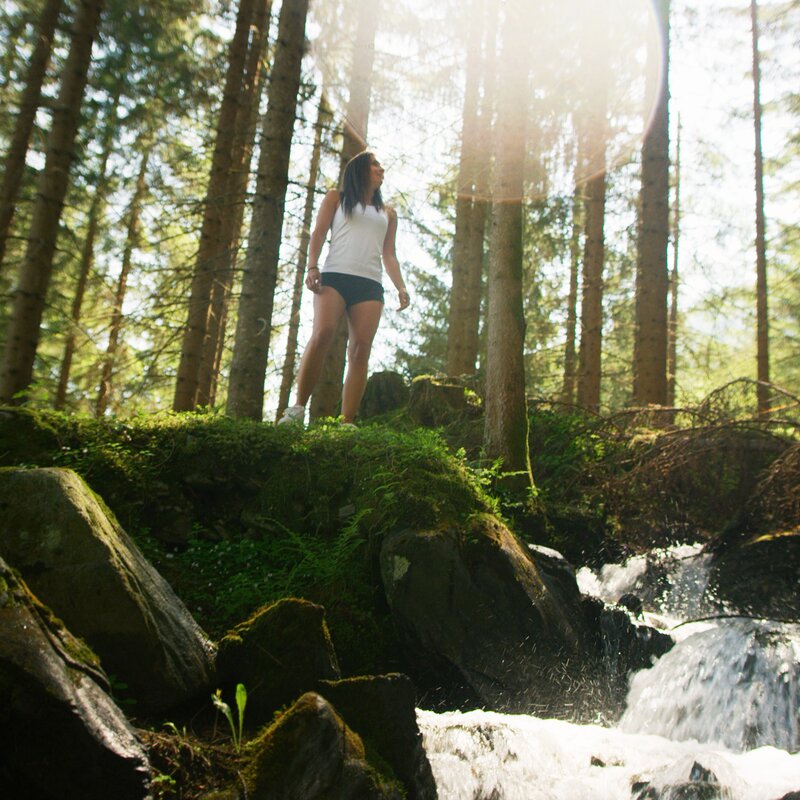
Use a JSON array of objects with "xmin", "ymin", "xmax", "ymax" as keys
[{"xmin": 309, "ymin": 0, "xmax": 666, "ymax": 203}]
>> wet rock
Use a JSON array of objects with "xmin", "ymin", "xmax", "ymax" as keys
[
  {"xmin": 618, "ymin": 593, "xmax": 644, "ymax": 618},
  {"xmin": 705, "ymin": 528, "xmax": 800, "ymax": 622},
  {"xmin": 581, "ymin": 596, "xmax": 673, "ymax": 710},
  {"xmin": 380, "ymin": 513, "xmax": 592, "ymax": 715},
  {"xmin": 245, "ymin": 692, "xmax": 404, "ymax": 799},
  {"xmin": 216, "ymin": 598, "xmax": 340, "ymax": 727},
  {"xmin": 318, "ymin": 673, "xmax": 437, "ymax": 800},
  {"xmin": 630, "ymin": 755, "xmax": 744, "ymax": 800},
  {"xmin": 360, "ymin": 371, "xmax": 410, "ymax": 418},
  {"xmin": 0, "ymin": 468, "xmax": 215, "ymax": 713},
  {"xmin": 0, "ymin": 557, "xmax": 151, "ymax": 799}
]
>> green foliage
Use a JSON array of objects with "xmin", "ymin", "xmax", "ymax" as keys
[
  {"xmin": 211, "ymin": 684, "xmax": 247, "ymax": 752},
  {"xmin": 0, "ymin": 409, "xmax": 493, "ymax": 667}
]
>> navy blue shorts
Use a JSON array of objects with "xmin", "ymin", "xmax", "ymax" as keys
[{"xmin": 321, "ymin": 271, "xmax": 384, "ymax": 308}]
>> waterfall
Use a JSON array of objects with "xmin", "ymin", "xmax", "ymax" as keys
[{"xmin": 418, "ymin": 545, "xmax": 800, "ymax": 799}]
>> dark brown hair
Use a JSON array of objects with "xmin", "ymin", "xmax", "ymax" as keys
[{"xmin": 340, "ymin": 151, "xmax": 384, "ymax": 217}]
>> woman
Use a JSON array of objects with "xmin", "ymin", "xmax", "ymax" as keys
[{"xmin": 279, "ymin": 151, "xmax": 410, "ymax": 426}]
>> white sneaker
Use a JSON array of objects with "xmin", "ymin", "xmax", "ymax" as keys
[{"xmin": 277, "ymin": 404, "xmax": 305, "ymax": 425}]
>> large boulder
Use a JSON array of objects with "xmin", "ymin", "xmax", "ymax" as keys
[
  {"xmin": 581, "ymin": 596, "xmax": 674, "ymax": 713},
  {"xmin": 704, "ymin": 444, "xmax": 800, "ymax": 620},
  {"xmin": 244, "ymin": 692, "xmax": 404, "ymax": 799},
  {"xmin": 0, "ymin": 557, "xmax": 150, "ymax": 799},
  {"xmin": 705, "ymin": 529, "xmax": 800, "ymax": 621},
  {"xmin": 318, "ymin": 674, "xmax": 437, "ymax": 800},
  {"xmin": 380, "ymin": 513, "xmax": 593, "ymax": 714},
  {"xmin": 216, "ymin": 598, "xmax": 340, "ymax": 727},
  {"xmin": 0, "ymin": 467, "xmax": 215, "ymax": 712}
]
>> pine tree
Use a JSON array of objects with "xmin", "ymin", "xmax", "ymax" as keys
[
  {"xmin": 226, "ymin": 0, "xmax": 311, "ymax": 419},
  {"xmin": 0, "ymin": 0, "xmax": 64, "ymax": 274},
  {"xmin": 632, "ymin": 0, "xmax": 670, "ymax": 407},
  {"xmin": 172, "ymin": 0, "xmax": 257, "ymax": 411},
  {"xmin": 0, "ymin": 0, "xmax": 106, "ymax": 404},
  {"xmin": 483, "ymin": 0, "xmax": 533, "ymax": 487},
  {"xmin": 750, "ymin": 0, "xmax": 770, "ymax": 415}
]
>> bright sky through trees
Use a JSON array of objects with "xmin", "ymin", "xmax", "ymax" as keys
[{"xmin": 273, "ymin": 0, "xmax": 796, "ymax": 408}]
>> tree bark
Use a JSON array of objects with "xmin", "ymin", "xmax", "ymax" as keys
[
  {"xmin": 0, "ymin": 0, "xmax": 106, "ymax": 404},
  {"xmin": 446, "ymin": 0, "xmax": 484, "ymax": 377},
  {"xmin": 55, "ymin": 92, "xmax": 119, "ymax": 409},
  {"xmin": 560, "ymin": 173, "xmax": 582, "ymax": 405},
  {"xmin": 309, "ymin": 0, "xmax": 380, "ymax": 421},
  {"xmin": 0, "ymin": 0, "xmax": 64, "ymax": 274},
  {"xmin": 577, "ymin": 161, "xmax": 607, "ymax": 413},
  {"xmin": 276, "ymin": 91, "xmax": 331, "ymax": 421},
  {"xmin": 172, "ymin": 0, "xmax": 256, "ymax": 411},
  {"xmin": 95, "ymin": 148, "xmax": 150, "ymax": 417},
  {"xmin": 226, "ymin": 0, "xmax": 310, "ymax": 420},
  {"xmin": 196, "ymin": 0, "xmax": 272, "ymax": 408},
  {"xmin": 483, "ymin": 0, "xmax": 533, "ymax": 486},
  {"xmin": 633, "ymin": 0, "xmax": 670, "ymax": 407},
  {"xmin": 667, "ymin": 115, "xmax": 681, "ymax": 408},
  {"xmin": 750, "ymin": 0, "xmax": 770, "ymax": 415}
]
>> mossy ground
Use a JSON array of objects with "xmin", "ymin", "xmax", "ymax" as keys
[{"xmin": 2, "ymin": 400, "xmax": 795, "ymax": 798}]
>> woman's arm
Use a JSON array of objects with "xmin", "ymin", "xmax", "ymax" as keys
[
  {"xmin": 306, "ymin": 190, "xmax": 340, "ymax": 292},
  {"xmin": 382, "ymin": 207, "xmax": 410, "ymax": 311}
]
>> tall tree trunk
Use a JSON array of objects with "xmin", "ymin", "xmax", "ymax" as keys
[
  {"xmin": 667, "ymin": 116, "xmax": 681, "ymax": 408},
  {"xmin": 197, "ymin": 0, "xmax": 272, "ymax": 408},
  {"xmin": 483, "ymin": 0, "xmax": 533, "ymax": 487},
  {"xmin": 561, "ymin": 171, "xmax": 583, "ymax": 405},
  {"xmin": 309, "ymin": 0, "xmax": 380, "ymax": 421},
  {"xmin": 172, "ymin": 0, "xmax": 256, "ymax": 411},
  {"xmin": 276, "ymin": 91, "xmax": 330, "ymax": 421},
  {"xmin": 95, "ymin": 148, "xmax": 150, "ymax": 417},
  {"xmin": 0, "ymin": 0, "xmax": 64, "ymax": 274},
  {"xmin": 576, "ymin": 159, "xmax": 607, "ymax": 413},
  {"xmin": 226, "ymin": 0, "xmax": 310, "ymax": 420},
  {"xmin": 0, "ymin": 0, "xmax": 106, "ymax": 405},
  {"xmin": 446, "ymin": 0, "xmax": 484, "ymax": 377},
  {"xmin": 575, "ymin": 4, "xmax": 610, "ymax": 413},
  {"xmin": 750, "ymin": 0, "xmax": 770, "ymax": 415},
  {"xmin": 55, "ymin": 92, "xmax": 119, "ymax": 409},
  {"xmin": 633, "ymin": 0, "xmax": 670, "ymax": 407}
]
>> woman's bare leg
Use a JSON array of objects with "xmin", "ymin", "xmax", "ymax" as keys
[
  {"xmin": 293, "ymin": 287, "xmax": 346, "ymax": 406},
  {"xmin": 341, "ymin": 300, "xmax": 383, "ymax": 422}
]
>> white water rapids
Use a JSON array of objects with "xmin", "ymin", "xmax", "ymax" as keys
[{"xmin": 417, "ymin": 545, "xmax": 800, "ymax": 799}]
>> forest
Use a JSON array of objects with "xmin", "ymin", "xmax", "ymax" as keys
[
  {"xmin": 2, "ymin": 1, "xmax": 800, "ymax": 797},
  {"xmin": 1, "ymin": 0, "xmax": 797, "ymax": 460}
]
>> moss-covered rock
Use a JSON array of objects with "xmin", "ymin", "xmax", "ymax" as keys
[
  {"xmin": 0, "ymin": 467, "xmax": 216, "ymax": 713},
  {"xmin": 216, "ymin": 598, "xmax": 340, "ymax": 727},
  {"xmin": 244, "ymin": 692, "xmax": 404, "ymax": 799},
  {"xmin": 380, "ymin": 512, "xmax": 593, "ymax": 715},
  {"xmin": 318, "ymin": 673, "xmax": 437, "ymax": 800},
  {"xmin": 0, "ymin": 557, "xmax": 151, "ymax": 799}
]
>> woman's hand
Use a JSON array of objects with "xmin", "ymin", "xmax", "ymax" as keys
[
  {"xmin": 397, "ymin": 287, "xmax": 410, "ymax": 311},
  {"xmin": 306, "ymin": 266, "xmax": 321, "ymax": 293}
]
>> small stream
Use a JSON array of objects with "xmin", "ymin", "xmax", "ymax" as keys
[{"xmin": 417, "ymin": 546, "xmax": 800, "ymax": 799}]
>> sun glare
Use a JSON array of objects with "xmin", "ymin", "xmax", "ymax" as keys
[{"xmin": 309, "ymin": 0, "xmax": 664, "ymax": 202}]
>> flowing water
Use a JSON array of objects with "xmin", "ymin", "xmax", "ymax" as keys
[{"xmin": 417, "ymin": 545, "xmax": 800, "ymax": 799}]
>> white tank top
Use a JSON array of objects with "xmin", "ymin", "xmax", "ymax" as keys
[{"xmin": 322, "ymin": 202, "xmax": 388, "ymax": 283}]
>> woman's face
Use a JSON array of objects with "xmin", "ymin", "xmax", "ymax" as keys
[{"xmin": 368, "ymin": 156, "xmax": 384, "ymax": 189}]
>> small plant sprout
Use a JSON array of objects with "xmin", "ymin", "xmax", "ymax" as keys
[{"xmin": 211, "ymin": 683, "xmax": 247, "ymax": 752}]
